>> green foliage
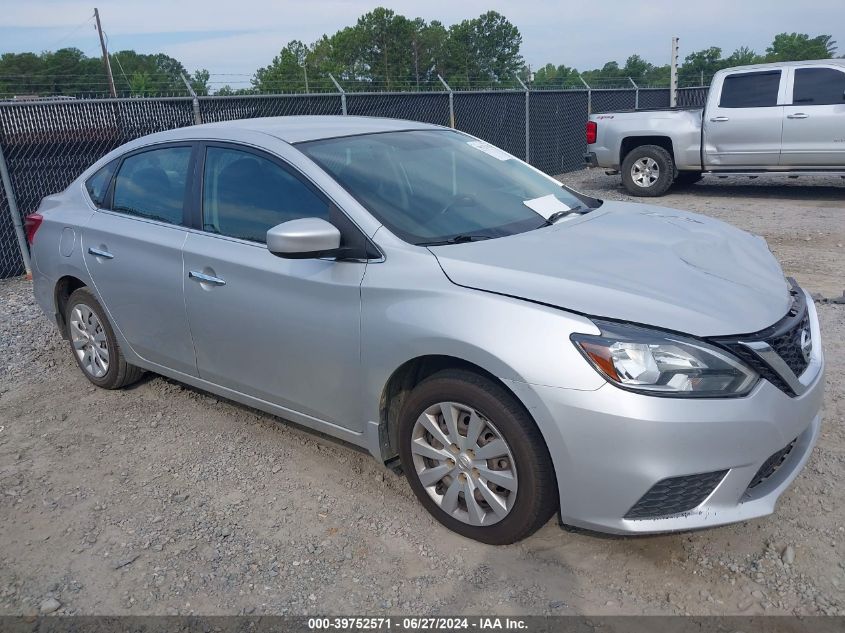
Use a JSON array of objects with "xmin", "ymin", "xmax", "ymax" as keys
[
  {"xmin": 0, "ymin": 47, "xmax": 211, "ymax": 98},
  {"xmin": 766, "ymin": 33, "xmax": 836, "ymax": 61},
  {"xmin": 0, "ymin": 19, "xmax": 838, "ymax": 98},
  {"xmin": 252, "ymin": 8, "xmax": 523, "ymax": 92}
]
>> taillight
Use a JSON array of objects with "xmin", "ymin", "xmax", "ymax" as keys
[
  {"xmin": 25, "ymin": 213, "xmax": 43, "ymax": 245},
  {"xmin": 586, "ymin": 121, "xmax": 597, "ymax": 144}
]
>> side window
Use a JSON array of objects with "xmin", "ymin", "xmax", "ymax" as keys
[
  {"xmin": 202, "ymin": 146, "xmax": 329, "ymax": 242},
  {"xmin": 85, "ymin": 161, "xmax": 116, "ymax": 208},
  {"xmin": 719, "ymin": 71, "xmax": 781, "ymax": 108},
  {"xmin": 793, "ymin": 68, "xmax": 845, "ymax": 106},
  {"xmin": 112, "ymin": 146, "xmax": 192, "ymax": 225}
]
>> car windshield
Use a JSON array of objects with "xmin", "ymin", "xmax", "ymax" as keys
[{"xmin": 298, "ymin": 129, "xmax": 591, "ymax": 245}]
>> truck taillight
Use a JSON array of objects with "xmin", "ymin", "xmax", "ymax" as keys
[
  {"xmin": 25, "ymin": 213, "xmax": 43, "ymax": 245},
  {"xmin": 586, "ymin": 121, "xmax": 597, "ymax": 144}
]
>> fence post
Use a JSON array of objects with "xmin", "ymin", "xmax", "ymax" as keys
[
  {"xmin": 579, "ymin": 75, "xmax": 591, "ymax": 114},
  {"xmin": 180, "ymin": 73, "xmax": 202, "ymax": 125},
  {"xmin": 628, "ymin": 77, "xmax": 639, "ymax": 110},
  {"xmin": 514, "ymin": 74, "xmax": 530, "ymax": 163},
  {"xmin": 0, "ymin": 143, "xmax": 31, "ymax": 277},
  {"xmin": 437, "ymin": 75, "xmax": 455, "ymax": 128},
  {"xmin": 329, "ymin": 74, "xmax": 347, "ymax": 115}
]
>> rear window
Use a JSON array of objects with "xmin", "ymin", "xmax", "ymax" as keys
[
  {"xmin": 85, "ymin": 161, "xmax": 116, "ymax": 207},
  {"xmin": 719, "ymin": 71, "xmax": 781, "ymax": 108},
  {"xmin": 793, "ymin": 67, "xmax": 845, "ymax": 106},
  {"xmin": 112, "ymin": 146, "xmax": 192, "ymax": 225}
]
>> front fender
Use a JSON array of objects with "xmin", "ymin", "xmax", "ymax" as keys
[{"xmin": 359, "ymin": 246, "xmax": 605, "ymax": 435}]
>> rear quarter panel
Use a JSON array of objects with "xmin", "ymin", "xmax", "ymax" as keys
[
  {"xmin": 590, "ymin": 110, "xmax": 703, "ymax": 170},
  {"xmin": 30, "ymin": 184, "xmax": 97, "ymax": 324}
]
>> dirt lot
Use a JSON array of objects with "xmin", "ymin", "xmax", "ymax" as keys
[{"xmin": 0, "ymin": 170, "xmax": 843, "ymax": 616}]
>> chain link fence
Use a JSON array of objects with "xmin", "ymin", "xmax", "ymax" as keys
[{"xmin": 0, "ymin": 85, "xmax": 708, "ymax": 279}]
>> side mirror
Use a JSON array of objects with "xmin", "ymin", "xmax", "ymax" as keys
[{"xmin": 266, "ymin": 218, "xmax": 342, "ymax": 259}]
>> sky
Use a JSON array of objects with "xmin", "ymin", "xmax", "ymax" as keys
[{"xmin": 1, "ymin": 0, "xmax": 844, "ymax": 88}]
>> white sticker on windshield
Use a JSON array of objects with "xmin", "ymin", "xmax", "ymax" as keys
[
  {"xmin": 523, "ymin": 194, "xmax": 571, "ymax": 220},
  {"xmin": 467, "ymin": 140, "xmax": 513, "ymax": 161}
]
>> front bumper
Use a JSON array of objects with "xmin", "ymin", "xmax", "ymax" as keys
[{"xmin": 506, "ymin": 302, "xmax": 825, "ymax": 535}]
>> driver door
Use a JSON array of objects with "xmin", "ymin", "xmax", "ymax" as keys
[{"xmin": 182, "ymin": 143, "xmax": 368, "ymax": 430}]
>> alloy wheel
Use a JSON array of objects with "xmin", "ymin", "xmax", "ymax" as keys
[{"xmin": 631, "ymin": 157, "xmax": 660, "ymax": 187}]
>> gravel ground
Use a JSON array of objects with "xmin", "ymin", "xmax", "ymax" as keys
[{"xmin": 0, "ymin": 169, "xmax": 843, "ymax": 616}]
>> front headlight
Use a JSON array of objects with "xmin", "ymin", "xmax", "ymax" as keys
[{"xmin": 571, "ymin": 320, "xmax": 759, "ymax": 397}]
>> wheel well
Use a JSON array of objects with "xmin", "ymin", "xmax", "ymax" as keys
[
  {"xmin": 378, "ymin": 355, "xmax": 522, "ymax": 463},
  {"xmin": 620, "ymin": 136, "xmax": 674, "ymax": 166},
  {"xmin": 54, "ymin": 276, "xmax": 86, "ymax": 337}
]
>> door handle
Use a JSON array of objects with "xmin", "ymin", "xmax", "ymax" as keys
[
  {"xmin": 189, "ymin": 270, "xmax": 226, "ymax": 286},
  {"xmin": 787, "ymin": 113, "xmax": 809, "ymax": 119},
  {"xmin": 709, "ymin": 116, "xmax": 730, "ymax": 122},
  {"xmin": 88, "ymin": 247, "xmax": 114, "ymax": 259}
]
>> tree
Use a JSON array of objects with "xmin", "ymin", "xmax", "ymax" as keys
[
  {"xmin": 681, "ymin": 47, "xmax": 724, "ymax": 84},
  {"xmin": 354, "ymin": 8, "xmax": 416, "ymax": 89},
  {"xmin": 190, "ymin": 69, "xmax": 210, "ymax": 96},
  {"xmin": 443, "ymin": 11, "xmax": 522, "ymax": 87},
  {"xmin": 254, "ymin": 40, "xmax": 313, "ymax": 92},
  {"xmin": 529, "ymin": 63, "xmax": 579, "ymax": 88},
  {"xmin": 623, "ymin": 55, "xmax": 653, "ymax": 79},
  {"xmin": 724, "ymin": 46, "xmax": 762, "ymax": 67},
  {"xmin": 766, "ymin": 33, "xmax": 837, "ymax": 61}
]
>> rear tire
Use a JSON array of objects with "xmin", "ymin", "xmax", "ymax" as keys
[
  {"xmin": 398, "ymin": 369, "xmax": 557, "ymax": 545},
  {"xmin": 621, "ymin": 145, "xmax": 674, "ymax": 197},
  {"xmin": 65, "ymin": 287, "xmax": 143, "ymax": 389}
]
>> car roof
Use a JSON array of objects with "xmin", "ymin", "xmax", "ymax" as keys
[
  {"xmin": 166, "ymin": 115, "xmax": 445, "ymax": 144},
  {"xmin": 718, "ymin": 59, "xmax": 845, "ymax": 74}
]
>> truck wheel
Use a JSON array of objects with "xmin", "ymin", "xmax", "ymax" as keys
[
  {"xmin": 674, "ymin": 171, "xmax": 703, "ymax": 186},
  {"xmin": 621, "ymin": 145, "xmax": 674, "ymax": 197}
]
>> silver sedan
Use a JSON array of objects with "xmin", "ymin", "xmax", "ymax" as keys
[{"xmin": 27, "ymin": 116, "xmax": 824, "ymax": 544}]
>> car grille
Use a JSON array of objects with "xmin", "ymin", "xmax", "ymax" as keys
[
  {"xmin": 711, "ymin": 280, "xmax": 811, "ymax": 397},
  {"xmin": 747, "ymin": 439, "xmax": 796, "ymax": 491},
  {"xmin": 768, "ymin": 312, "xmax": 810, "ymax": 378},
  {"xmin": 624, "ymin": 470, "xmax": 728, "ymax": 520}
]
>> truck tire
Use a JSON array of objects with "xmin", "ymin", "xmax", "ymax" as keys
[{"xmin": 621, "ymin": 145, "xmax": 674, "ymax": 197}]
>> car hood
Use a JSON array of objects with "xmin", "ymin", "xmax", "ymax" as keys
[{"xmin": 429, "ymin": 201, "xmax": 790, "ymax": 337}]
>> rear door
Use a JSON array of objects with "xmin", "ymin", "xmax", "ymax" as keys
[
  {"xmin": 703, "ymin": 69, "xmax": 786, "ymax": 168},
  {"xmin": 781, "ymin": 65, "xmax": 845, "ymax": 166},
  {"xmin": 81, "ymin": 143, "xmax": 198, "ymax": 376}
]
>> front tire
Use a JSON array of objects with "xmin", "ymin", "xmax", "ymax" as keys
[
  {"xmin": 65, "ymin": 287, "xmax": 143, "ymax": 389},
  {"xmin": 621, "ymin": 145, "xmax": 674, "ymax": 196},
  {"xmin": 398, "ymin": 369, "xmax": 557, "ymax": 545}
]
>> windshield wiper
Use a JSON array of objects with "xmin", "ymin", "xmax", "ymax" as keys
[
  {"xmin": 418, "ymin": 234, "xmax": 493, "ymax": 246},
  {"xmin": 547, "ymin": 205, "xmax": 589, "ymax": 224}
]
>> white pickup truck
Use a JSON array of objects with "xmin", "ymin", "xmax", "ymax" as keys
[{"xmin": 585, "ymin": 59, "xmax": 845, "ymax": 196}]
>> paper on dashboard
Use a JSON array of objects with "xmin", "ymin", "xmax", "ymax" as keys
[
  {"xmin": 522, "ymin": 194, "xmax": 571, "ymax": 220},
  {"xmin": 466, "ymin": 140, "xmax": 513, "ymax": 161}
]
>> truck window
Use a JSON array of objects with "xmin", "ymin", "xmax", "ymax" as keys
[
  {"xmin": 719, "ymin": 71, "xmax": 781, "ymax": 108},
  {"xmin": 793, "ymin": 67, "xmax": 845, "ymax": 106}
]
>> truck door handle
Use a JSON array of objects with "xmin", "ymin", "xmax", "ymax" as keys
[
  {"xmin": 787, "ymin": 113, "xmax": 809, "ymax": 119},
  {"xmin": 709, "ymin": 116, "xmax": 730, "ymax": 122},
  {"xmin": 189, "ymin": 270, "xmax": 226, "ymax": 286},
  {"xmin": 87, "ymin": 247, "xmax": 114, "ymax": 259}
]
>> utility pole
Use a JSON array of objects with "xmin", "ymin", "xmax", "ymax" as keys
[
  {"xmin": 94, "ymin": 8, "xmax": 117, "ymax": 98},
  {"xmin": 670, "ymin": 36, "xmax": 679, "ymax": 107},
  {"xmin": 303, "ymin": 63, "xmax": 309, "ymax": 93}
]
